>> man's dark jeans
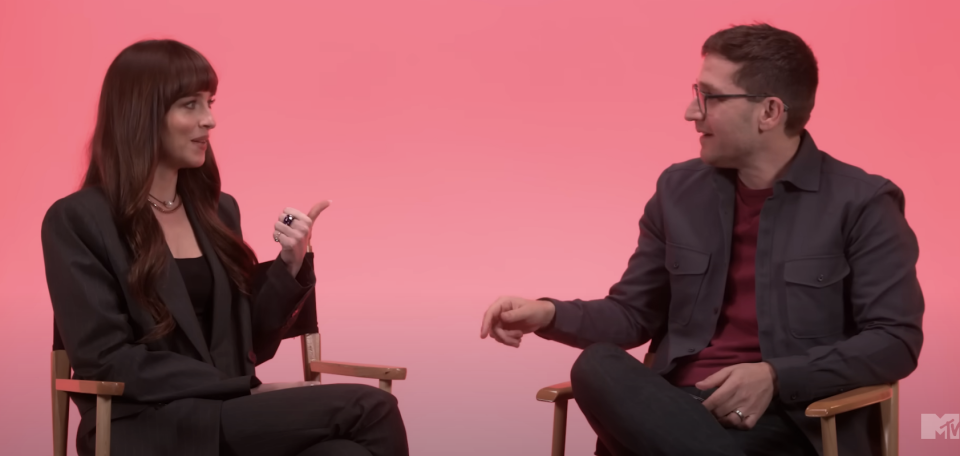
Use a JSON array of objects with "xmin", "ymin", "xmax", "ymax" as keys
[{"xmin": 570, "ymin": 343, "xmax": 819, "ymax": 456}]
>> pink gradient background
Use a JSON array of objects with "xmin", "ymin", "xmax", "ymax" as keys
[{"xmin": 1, "ymin": 0, "xmax": 958, "ymax": 454}]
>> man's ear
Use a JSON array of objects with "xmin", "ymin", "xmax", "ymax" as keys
[{"xmin": 758, "ymin": 98, "xmax": 787, "ymax": 132}]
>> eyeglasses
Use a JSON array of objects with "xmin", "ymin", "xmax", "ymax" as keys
[{"xmin": 692, "ymin": 83, "xmax": 789, "ymax": 117}]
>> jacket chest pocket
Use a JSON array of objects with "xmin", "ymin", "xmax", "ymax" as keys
[
  {"xmin": 665, "ymin": 244, "xmax": 710, "ymax": 325},
  {"xmin": 783, "ymin": 256, "xmax": 850, "ymax": 338}
]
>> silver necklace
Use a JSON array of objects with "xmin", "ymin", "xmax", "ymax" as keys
[{"xmin": 148, "ymin": 193, "xmax": 181, "ymax": 212}]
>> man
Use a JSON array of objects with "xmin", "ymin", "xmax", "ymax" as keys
[{"xmin": 479, "ymin": 23, "xmax": 923, "ymax": 456}]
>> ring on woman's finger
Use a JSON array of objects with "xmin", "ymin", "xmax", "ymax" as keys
[
  {"xmin": 273, "ymin": 232, "xmax": 281, "ymax": 242},
  {"xmin": 282, "ymin": 214, "xmax": 295, "ymax": 226}
]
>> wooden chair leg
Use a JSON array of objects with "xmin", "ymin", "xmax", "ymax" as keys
[
  {"xmin": 52, "ymin": 389, "xmax": 69, "ymax": 456},
  {"xmin": 51, "ymin": 352, "xmax": 70, "ymax": 456},
  {"xmin": 820, "ymin": 416, "xmax": 838, "ymax": 456},
  {"xmin": 95, "ymin": 395, "xmax": 112, "ymax": 456},
  {"xmin": 551, "ymin": 399, "xmax": 568, "ymax": 456},
  {"xmin": 300, "ymin": 333, "xmax": 321, "ymax": 382},
  {"xmin": 379, "ymin": 379, "xmax": 392, "ymax": 394},
  {"xmin": 881, "ymin": 382, "xmax": 899, "ymax": 456}
]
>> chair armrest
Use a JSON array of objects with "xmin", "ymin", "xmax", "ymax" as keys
[
  {"xmin": 805, "ymin": 385, "xmax": 893, "ymax": 418},
  {"xmin": 311, "ymin": 361, "xmax": 407, "ymax": 380},
  {"xmin": 55, "ymin": 379, "xmax": 124, "ymax": 396},
  {"xmin": 537, "ymin": 381, "xmax": 573, "ymax": 403}
]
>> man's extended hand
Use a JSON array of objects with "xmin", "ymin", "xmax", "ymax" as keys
[
  {"xmin": 479, "ymin": 296, "xmax": 555, "ymax": 348},
  {"xmin": 697, "ymin": 362, "xmax": 778, "ymax": 430}
]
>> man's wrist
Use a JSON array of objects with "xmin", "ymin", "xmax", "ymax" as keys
[
  {"xmin": 763, "ymin": 362, "xmax": 779, "ymax": 393},
  {"xmin": 536, "ymin": 300, "xmax": 557, "ymax": 331}
]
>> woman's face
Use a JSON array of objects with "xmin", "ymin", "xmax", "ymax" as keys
[{"xmin": 160, "ymin": 91, "xmax": 216, "ymax": 169}]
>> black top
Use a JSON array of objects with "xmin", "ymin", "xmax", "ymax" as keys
[{"xmin": 175, "ymin": 256, "xmax": 214, "ymax": 346}]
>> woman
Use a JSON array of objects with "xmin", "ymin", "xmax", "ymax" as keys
[{"xmin": 40, "ymin": 40, "xmax": 408, "ymax": 456}]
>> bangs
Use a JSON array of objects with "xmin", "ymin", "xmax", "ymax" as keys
[{"xmin": 159, "ymin": 41, "xmax": 219, "ymax": 107}]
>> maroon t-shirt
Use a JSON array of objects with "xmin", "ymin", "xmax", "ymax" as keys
[{"xmin": 667, "ymin": 179, "xmax": 773, "ymax": 387}]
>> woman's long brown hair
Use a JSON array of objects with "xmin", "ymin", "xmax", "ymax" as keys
[{"xmin": 83, "ymin": 40, "xmax": 258, "ymax": 341}]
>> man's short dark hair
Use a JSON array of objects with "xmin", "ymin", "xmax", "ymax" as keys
[{"xmin": 702, "ymin": 23, "xmax": 818, "ymax": 135}]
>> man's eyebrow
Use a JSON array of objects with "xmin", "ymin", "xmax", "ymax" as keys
[{"xmin": 697, "ymin": 81, "xmax": 720, "ymax": 92}]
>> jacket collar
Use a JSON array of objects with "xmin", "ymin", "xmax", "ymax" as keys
[
  {"xmin": 711, "ymin": 130, "xmax": 822, "ymax": 192},
  {"xmin": 779, "ymin": 130, "xmax": 821, "ymax": 192}
]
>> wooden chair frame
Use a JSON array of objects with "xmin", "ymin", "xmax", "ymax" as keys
[
  {"xmin": 536, "ymin": 353, "xmax": 898, "ymax": 456},
  {"xmin": 51, "ymin": 332, "xmax": 407, "ymax": 456}
]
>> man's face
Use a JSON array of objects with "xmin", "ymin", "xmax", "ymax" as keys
[{"xmin": 685, "ymin": 54, "xmax": 761, "ymax": 168}]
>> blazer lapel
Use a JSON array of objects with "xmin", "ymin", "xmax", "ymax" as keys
[
  {"xmin": 156, "ymin": 252, "xmax": 214, "ymax": 364},
  {"xmin": 235, "ymin": 283, "xmax": 255, "ymax": 375},
  {"xmin": 185, "ymin": 202, "xmax": 238, "ymax": 375}
]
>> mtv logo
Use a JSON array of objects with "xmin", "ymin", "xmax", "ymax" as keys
[{"xmin": 921, "ymin": 414, "xmax": 960, "ymax": 439}]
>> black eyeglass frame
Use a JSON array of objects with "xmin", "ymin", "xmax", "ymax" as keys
[{"xmin": 692, "ymin": 83, "xmax": 790, "ymax": 116}]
